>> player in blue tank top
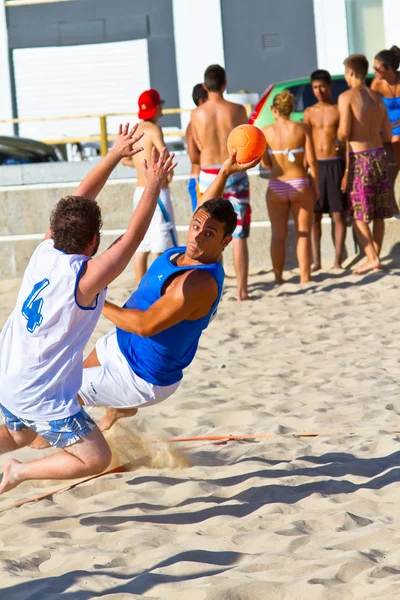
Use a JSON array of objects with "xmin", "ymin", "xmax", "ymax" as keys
[{"xmin": 78, "ymin": 151, "xmax": 260, "ymax": 432}]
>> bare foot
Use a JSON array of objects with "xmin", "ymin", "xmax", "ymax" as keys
[
  {"xmin": 311, "ymin": 263, "xmax": 321, "ymax": 272},
  {"xmin": 274, "ymin": 277, "xmax": 286, "ymax": 286},
  {"xmin": 353, "ymin": 260, "xmax": 382, "ymax": 275},
  {"xmin": 0, "ymin": 458, "xmax": 23, "ymax": 494},
  {"xmin": 99, "ymin": 407, "xmax": 138, "ymax": 432},
  {"xmin": 332, "ymin": 263, "xmax": 344, "ymax": 270},
  {"xmin": 29, "ymin": 435, "xmax": 51, "ymax": 450},
  {"xmin": 237, "ymin": 292, "xmax": 252, "ymax": 302}
]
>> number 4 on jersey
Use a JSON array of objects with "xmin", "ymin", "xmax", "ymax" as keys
[{"xmin": 22, "ymin": 278, "xmax": 50, "ymax": 333}]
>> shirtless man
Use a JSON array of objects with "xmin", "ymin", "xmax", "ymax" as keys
[
  {"xmin": 191, "ymin": 64, "xmax": 251, "ymax": 301},
  {"xmin": 304, "ymin": 69, "xmax": 347, "ymax": 270},
  {"xmin": 186, "ymin": 83, "xmax": 208, "ymax": 212},
  {"xmin": 338, "ymin": 54, "xmax": 393, "ymax": 274},
  {"xmin": 123, "ymin": 89, "xmax": 177, "ymax": 284}
]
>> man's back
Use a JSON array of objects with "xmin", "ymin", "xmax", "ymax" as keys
[
  {"xmin": 191, "ymin": 98, "xmax": 247, "ymax": 166},
  {"xmin": 0, "ymin": 240, "xmax": 106, "ymax": 420},
  {"xmin": 340, "ymin": 87, "xmax": 389, "ymax": 151},
  {"xmin": 131, "ymin": 121, "xmax": 168, "ymax": 188}
]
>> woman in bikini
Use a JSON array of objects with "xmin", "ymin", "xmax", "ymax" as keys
[
  {"xmin": 261, "ymin": 91, "xmax": 318, "ymax": 284},
  {"xmin": 372, "ymin": 46, "xmax": 400, "ymax": 169}
]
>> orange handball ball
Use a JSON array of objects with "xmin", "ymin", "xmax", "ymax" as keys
[{"xmin": 227, "ymin": 124, "xmax": 267, "ymax": 164}]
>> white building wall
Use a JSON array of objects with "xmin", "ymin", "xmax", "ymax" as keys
[
  {"xmin": 382, "ymin": 0, "xmax": 400, "ymax": 49},
  {"xmin": 313, "ymin": 0, "xmax": 349, "ymax": 75},
  {"xmin": 172, "ymin": 0, "xmax": 225, "ymax": 129},
  {"xmin": 0, "ymin": 0, "xmax": 13, "ymax": 135}
]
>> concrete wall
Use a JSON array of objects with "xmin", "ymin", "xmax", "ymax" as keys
[
  {"xmin": 1, "ymin": 159, "xmax": 400, "ymax": 281},
  {"xmin": 221, "ymin": 0, "xmax": 318, "ymax": 93}
]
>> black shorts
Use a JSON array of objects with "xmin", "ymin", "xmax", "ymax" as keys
[{"xmin": 314, "ymin": 158, "xmax": 347, "ymax": 213}]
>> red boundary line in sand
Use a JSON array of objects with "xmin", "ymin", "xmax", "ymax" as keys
[
  {"xmin": 2, "ymin": 429, "xmax": 400, "ymax": 511},
  {"xmin": 122, "ymin": 430, "xmax": 400, "ymax": 445},
  {"xmin": 0, "ymin": 464, "xmax": 126, "ymax": 513}
]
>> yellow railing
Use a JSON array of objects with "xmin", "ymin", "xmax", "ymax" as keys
[{"xmin": 0, "ymin": 105, "xmax": 252, "ymax": 157}]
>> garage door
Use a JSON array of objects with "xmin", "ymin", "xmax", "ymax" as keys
[{"xmin": 12, "ymin": 39, "xmax": 150, "ymax": 142}]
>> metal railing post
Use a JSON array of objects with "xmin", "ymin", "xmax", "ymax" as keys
[{"xmin": 99, "ymin": 115, "xmax": 108, "ymax": 157}]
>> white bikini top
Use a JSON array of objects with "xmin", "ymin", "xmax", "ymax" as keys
[{"xmin": 268, "ymin": 147, "xmax": 304, "ymax": 163}]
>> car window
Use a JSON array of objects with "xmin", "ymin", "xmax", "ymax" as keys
[
  {"xmin": 331, "ymin": 79, "xmax": 349, "ymax": 100},
  {"xmin": 286, "ymin": 85, "xmax": 305, "ymax": 112}
]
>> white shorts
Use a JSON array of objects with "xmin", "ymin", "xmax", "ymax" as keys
[
  {"xmin": 79, "ymin": 329, "xmax": 180, "ymax": 409},
  {"xmin": 134, "ymin": 187, "xmax": 177, "ymax": 254}
]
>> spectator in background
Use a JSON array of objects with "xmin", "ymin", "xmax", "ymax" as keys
[
  {"xmin": 261, "ymin": 91, "xmax": 318, "ymax": 285},
  {"xmin": 338, "ymin": 54, "xmax": 392, "ymax": 274},
  {"xmin": 186, "ymin": 84, "xmax": 208, "ymax": 212},
  {"xmin": 371, "ymin": 46, "xmax": 400, "ymax": 169},
  {"xmin": 191, "ymin": 65, "xmax": 251, "ymax": 301},
  {"xmin": 304, "ymin": 69, "xmax": 347, "ymax": 271},
  {"xmin": 122, "ymin": 89, "xmax": 178, "ymax": 284}
]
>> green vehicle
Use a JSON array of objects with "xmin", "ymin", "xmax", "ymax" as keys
[{"xmin": 249, "ymin": 74, "xmax": 374, "ymax": 129}]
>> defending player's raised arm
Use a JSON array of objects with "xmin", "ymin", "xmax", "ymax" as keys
[
  {"xmin": 198, "ymin": 149, "xmax": 260, "ymax": 206},
  {"xmin": 77, "ymin": 148, "xmax": 177, "ymax": 306},
  {"xmin": 337, "ymin": 93, "xmax": 352, "ymax": 142},
  {"xmin": 74, "ymin": 123, "xmax": 144, "ymax": 200},
  {"xmin": 102, "ymin": 270, "xmax": 217, "ymax": 337}
]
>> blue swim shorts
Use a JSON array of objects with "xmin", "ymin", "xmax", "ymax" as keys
[{"xmin": 0, "ymin": 404, "xmax": 96, "ymax": 448}]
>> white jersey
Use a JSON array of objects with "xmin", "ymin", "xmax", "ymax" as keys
[{"xmin": 0, "ymin": 239, "xmax": 106, "ymax": 420}]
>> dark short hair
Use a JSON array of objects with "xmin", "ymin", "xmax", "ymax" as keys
[
  {"xmin": 204, "ymin": 64, "xmax": 226, "ymax": 92},
  {"xmin": 50, "ymin": 196, "xmax": 102, "ymax": 254},
  {"xmin": 310, "ymin": 69, "xmax": 332, "ymax": 85},
  {"xmin": 192, "ymin": 83, "xmax": 208, "ymax": 106},
  {"xmin": 195, "ymin": 198, "xmax": 237, "ymax": 236},
  {"xmin": 375, "ymin": 45, "xmax": 400, "ymax": 72},
  {"xmin": 344, "ymin": 54, "xmax": 369, "ymax": 79}
]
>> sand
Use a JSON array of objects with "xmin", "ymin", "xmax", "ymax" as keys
[{"xmin": 1, "ymin": 261, "xmax": 400, "ymax": 599}]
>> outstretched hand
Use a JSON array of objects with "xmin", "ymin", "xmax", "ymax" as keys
[
  {"xmin": 142, "ymin": 147, "xmax": 178, "ymax": 187},
  {"xmin": 221, "ymin": 149, "xmax": 261, "ymax": 175},
  {"xmin": 112, "ymin": 123, "xmax": 144, "ymax": 159}
]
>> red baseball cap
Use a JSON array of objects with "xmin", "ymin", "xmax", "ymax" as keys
[{"xmin": 138, "ymin": 89, "xmax": 164, "ymax": 120}]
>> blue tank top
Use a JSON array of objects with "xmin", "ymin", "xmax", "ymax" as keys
[
  {"xmin": 382, "ymin": 96, "xmax": 400, "ymax": 135},
  {"xmin": 116, "ymin": 247, "xmax": 225, "ymax": 386}
]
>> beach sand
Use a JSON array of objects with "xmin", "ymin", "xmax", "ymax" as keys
[{"xmin": 1, "ymin": 261, "xmax": 400, "ymax": 599}]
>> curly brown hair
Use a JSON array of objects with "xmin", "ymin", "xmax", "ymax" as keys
[{"xmin": 50, "ymin": 196, "xmax": 103, "ymax": 254}]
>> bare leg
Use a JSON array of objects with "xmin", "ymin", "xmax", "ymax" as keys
[
  {"xmin": 232, "ymin": 237, "xmax": 250, "ymax": 301},
  {"xmin": 0, "ymin": 427, "xmax": 111, "ymax": 494},
  {"xmin": 372, "ymin": 218, "xmax": 385, "ymax": 258},
  {"xmin": 332, "ymin": 211, "xmax": 346, "ymax": 268},
  {"xmin": 291, "ymin": 188, "xmax": 315, "ymax": 283},
  {"xmin": 0, "ymin": 425, "xmax": 37, "ymax": 455},
  {"xmin": 352, "ymin": 220, "xmax": 381, "ymax": 274},
  {"xmin": 311, "ymin": 211, "xmax": 322, "ymax": 271},
  {"xmin": 134, "ymin": 252, "xmax": 149, "ymax": 285},
  {"xmin": 266, "ymin": 189, "xmax": 290, "ymax": 284}
]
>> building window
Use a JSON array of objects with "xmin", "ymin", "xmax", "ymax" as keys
[{"xmin": 345, "ymin": 0, "xmax": 385, "ymax": 65}]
